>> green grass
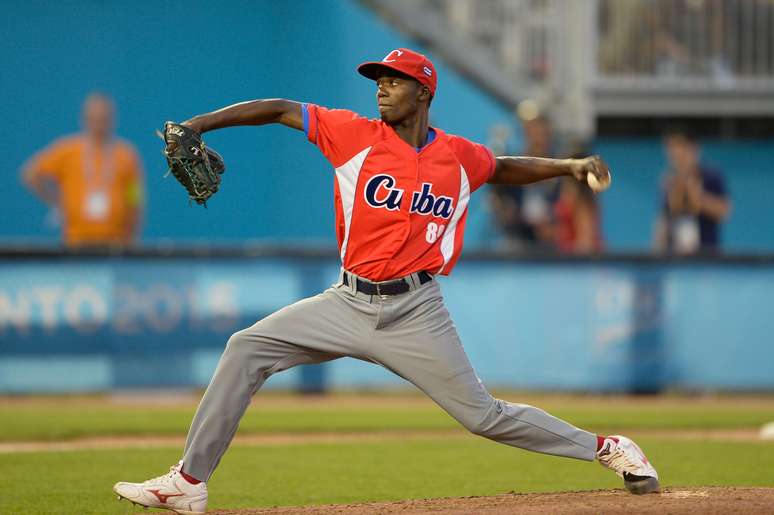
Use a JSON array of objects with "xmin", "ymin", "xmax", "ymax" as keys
[
  {"xmin": 3, "ymin": 396, "xmax": 774, "ymax": 441},
  {"xmin": 2, "ymin": 395, "xmax": 773, "ymax": 513},
  {"xmin": 0, "ymin": 405, "xmax": 453, "ymax": 441},
  {"xmin": 1, "ymin": 439, "xmax": 773, "ymax": 514}
]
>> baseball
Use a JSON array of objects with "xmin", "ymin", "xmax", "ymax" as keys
[
  {"xmin": 760, "ymin": 422, "xmax": 774, "ymax": 440},
  {"xmin": 587, "ymin": 172, "xmax": 609, "ymax": 192}
]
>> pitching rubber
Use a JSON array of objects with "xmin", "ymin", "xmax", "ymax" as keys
[{"xmin": 624, "ymin": 474, "xmax": 661, "ymax": 495}]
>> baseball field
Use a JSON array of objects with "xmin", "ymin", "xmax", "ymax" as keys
[{"xmin": 2, "ymin": 391, "xmax": 773, "ymax": 514}]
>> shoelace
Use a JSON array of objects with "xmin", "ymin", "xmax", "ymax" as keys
[
  {"xmin": 143, "ymin": 465, "xmax": 179, "ymax": 485},
  {"xmin": 601, "ymin": 445, "xmax": 641, "ymax": 475}
]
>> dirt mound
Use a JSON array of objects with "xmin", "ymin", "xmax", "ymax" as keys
[{"xmin": 212, "ymin": 487, "xmax": 774, "ymax": 515}]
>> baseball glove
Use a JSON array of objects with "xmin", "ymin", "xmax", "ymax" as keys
[{"xmin": 160, "ymin": 122, "xmax": 225, "ymax": 206}]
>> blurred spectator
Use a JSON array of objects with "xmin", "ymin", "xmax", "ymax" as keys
[
  {"xmin": 554, "ymin": 150, "xmax": 604, "ymax": 255},
  {"xmin": 598, "ymin": 0, "xmax": 654, "ymax": 74},
  {"xmin": 22, "ymin": 93, "xmax": 144, "ymax": 247},
  {"xmin": 653, "ymin": 128, "xmax": 731, "ymax": 254},
  {"xmin": 598, "ymin": 0, "xmax": 744, "ymax": 81},
  {"xmin": 489, "ymin": 113, "xmax": 559, "ymax": 251}
]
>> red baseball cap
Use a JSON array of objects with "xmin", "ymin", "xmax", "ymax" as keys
[{"xmin": 357, "ymin": 48, "xmax": 437, "ymax": 96}]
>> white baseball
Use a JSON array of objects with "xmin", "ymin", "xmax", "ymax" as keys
[
  {"xmin": 760, "ymin": 421, "xmax": 774, "ymax": 440},
  {"xmin": 587, "ymin": 172, "xmax": 609, "ymax": 192}
]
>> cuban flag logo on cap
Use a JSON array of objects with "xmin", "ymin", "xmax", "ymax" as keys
[{"xmin": 423, "ymin": 66, "xmax": 432, "ymax": 77}]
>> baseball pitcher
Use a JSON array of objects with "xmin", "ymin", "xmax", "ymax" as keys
[{"xmin": 114, "ymin": 48, "xmax": 658, "ymax": 515}]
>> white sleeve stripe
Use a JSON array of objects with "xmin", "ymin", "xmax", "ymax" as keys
[
  {"xmin": 439, "ymin": 164, "xmax": 470, "ymax": 273},
  {"xmin": 335, "ymin": 147, "xmax": 372, "ymax": 261}
]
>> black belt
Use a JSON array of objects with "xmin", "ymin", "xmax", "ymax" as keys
[{"xmin": 343, "ymin": 271, "xmax": 433, "ymax": 296}]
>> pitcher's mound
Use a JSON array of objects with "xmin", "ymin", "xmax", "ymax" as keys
[{"xmin": 215, "ymin": 487, "xmax": 774, "ymax": 515}]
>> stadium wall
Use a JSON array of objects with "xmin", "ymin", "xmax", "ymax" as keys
[
  {"xmin": 1, "ymin": 252, "xmax": 772, "ymax": 393},
  {"xmin": 3, "ymin": 1, "xmax": 773, "ymax": 251},
  {"xmin": 1, "ymin": 0, "xmax": 512, "ymax": 249},
  {"xmin": 595, "ymin": 139, "xmax": 774, "ymax": 252}
]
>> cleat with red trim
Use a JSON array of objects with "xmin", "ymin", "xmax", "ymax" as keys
[
  {"xmin": 113, "ymin": 461, "xmax": 207, "ymax": 514},
  {"xmin": 597, "ymin": 435, "xmax": 660, "ymax": 494}
]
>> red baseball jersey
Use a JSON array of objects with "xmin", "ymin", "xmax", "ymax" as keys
[{"xmin": 303, "ymin": 104, "xmax": 495, "ymax": 281}]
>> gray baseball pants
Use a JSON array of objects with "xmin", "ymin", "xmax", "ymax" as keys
[{"xmin": 182, "ymin": 270, "xmax": 597, "ymax": 481}]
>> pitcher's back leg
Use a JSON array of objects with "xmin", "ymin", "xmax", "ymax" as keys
[{"xmin": 369, "ymin": 282, "xmax": 597, "ymax": 461}]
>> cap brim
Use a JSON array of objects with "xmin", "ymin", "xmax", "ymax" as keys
[{"xmin": 357, "ymin": 61, "xmax": 409, "ymax": 81}]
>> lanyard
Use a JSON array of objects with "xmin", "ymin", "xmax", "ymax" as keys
[
  {"xmin": 83, "ymin": 137, "xmax": 116, "ymax": 190},
  {"xmin": 81, "ymin": 137, "xmax": 117, "ymax": 221}
]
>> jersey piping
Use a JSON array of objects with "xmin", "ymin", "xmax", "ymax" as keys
[
  {"xmin": 439, "ymin": 164, "xmax": 471, "ymax": 273},
  {"xmin": 335, "ymin": 146, "xmax": 372, "ymax": 260}
]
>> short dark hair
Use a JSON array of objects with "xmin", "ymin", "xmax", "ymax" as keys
[{"xmin": 663, "ymin": 125, "xmax": 698, "ymax": 144}]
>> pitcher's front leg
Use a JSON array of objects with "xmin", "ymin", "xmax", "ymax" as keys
[
  {"xmin": 183, "ymin": 327, "xmax": 337, "ymax": 481},
  {"xmin": 182, "ymin": 287, "xmax": 373, "ymax": 481}
]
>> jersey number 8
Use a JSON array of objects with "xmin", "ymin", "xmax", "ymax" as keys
[{"xmin": 426, "ymin": 222, "xmax": 445, "ymax": 243}]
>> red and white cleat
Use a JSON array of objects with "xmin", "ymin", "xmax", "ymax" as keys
[
  {"xmin": 597, "ymin": 435, "xmax": 660, "ymax": 494},
  {"xmin": 113, "ymin": 460, "xmax": 207, "ymax": 515}
]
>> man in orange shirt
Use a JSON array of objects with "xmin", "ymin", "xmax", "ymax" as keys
[{"xmin": 22, "ymin": 93, "xmax": 144, "ymax": 247}]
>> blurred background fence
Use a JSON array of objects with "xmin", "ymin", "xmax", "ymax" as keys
[
  {"xmin": 375, "ymin": 0, "xmax": 774, "ymax": 134},
  {"xmin": 3, "ymin": 0, "xmax": 773, "ymax": 251},
  {"xmin": 2, "ymin": 247, "xmax": 773, "ymax": 393},
  {"xmin": 2, "ymin": 0, "xmax": 773, "ymax": 394}
]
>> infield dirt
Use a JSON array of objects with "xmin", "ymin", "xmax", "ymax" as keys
[{"xmin": 212, "ymin": 487, "xmax": 774, "ymax": 514}]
